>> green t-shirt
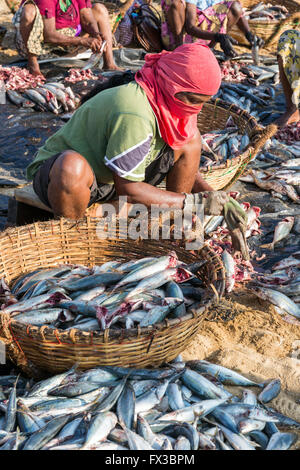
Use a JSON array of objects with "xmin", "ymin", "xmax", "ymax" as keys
[{"xmin": 26, "ymin": 82, "xmax": 165, "ymax": 184}]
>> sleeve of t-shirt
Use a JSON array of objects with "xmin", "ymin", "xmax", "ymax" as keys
[
  {"xmin": 78, "ymin": 0, "xmax": 92, "ymax": 9},
  {"xmin": 104, "ymin": 113, "xmax": 154, "ymax": 182},
  {"xmin": 185, "ymin": 0, "xmax": 198, "ymax": 5},
  {"xmin": 35, "ymin": 0, "xmax": 56, "ymax": 18}
]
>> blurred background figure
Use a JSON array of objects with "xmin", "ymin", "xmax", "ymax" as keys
[
  {"xmin": 275, "ymin": 29, "xmax": 300, "ymax": 128},
  {"xmin": 161, "ymin": 0, "xmax": 263, "ymax": 57}
]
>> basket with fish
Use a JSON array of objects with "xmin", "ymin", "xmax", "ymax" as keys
[
  {"xmin": 0, "ymin": 218, "xmax": 226, "ymax": 376},
  {"xmin": 196, "ymin": 99, "xmax": 277, "ymax": 190},
  {"xmin": 231, "ymin": 0, "xmax": 300, "ymax": 52}
]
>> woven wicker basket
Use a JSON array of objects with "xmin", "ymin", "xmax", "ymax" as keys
[
  {"xmin": 195, "ymin": 99, "xmax": 276, "ymax": 191},
  {"xmin": 0, "ymin": 218, "xmax": 225, "ymax": 376},
  {"xmin": 231, "ymin": 0, "xmax": 300, "ymax": 51}
]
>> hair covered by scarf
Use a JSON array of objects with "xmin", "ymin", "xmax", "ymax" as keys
[{"xmin": 135, "ymin": 43, "xmax": 221, "ymax": 149}]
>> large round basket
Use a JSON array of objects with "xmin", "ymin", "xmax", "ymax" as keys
[
  {"xmin": 231, "ymin": 0, "xmax": 300, "ymax": 52},
  {"xmin": 0, "ymin": 218, "xmax": 225, "ymax": 376},
  {"xmin": 196, "ymin": 99, "xmax": 276, "ymax": 191}
]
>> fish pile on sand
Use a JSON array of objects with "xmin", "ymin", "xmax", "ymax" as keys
[
  {"xmin": 0, "ymin": 356, "xmax": 298, "ymax": 450},
  {"xmin": 6, "ymin": 81, "xmax": 79, "ymax": 114},
  {"xmin": 241, "ymin": 143, "xmax": 300, "ymax": 203},
  {"xmin": 203, "ymin": 188, "xmax": 300, "ymax": 324},
  {"xmin": 0, "ymin": 253, "xmax": 208, "ymax": 331},
  {"xmin": 243, "ymin": 2, "xmax": 289, "ymax": 22}
]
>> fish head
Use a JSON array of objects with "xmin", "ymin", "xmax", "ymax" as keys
[{"xmin": 168, "ymin": 251, "xmax": 178, "ymax": 268}]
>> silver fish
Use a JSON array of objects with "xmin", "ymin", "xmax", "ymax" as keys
[
  {"xmin": 22, "ymin": 415, "xmax": 70, "ymax": 450},
  {"xmin": 261, "ymin": 217, "xmax": 294, "ymax": 250},
  {"xmin": 81, "ymin": 411, "xmax": 117, "ymax": 450},
  {"xmin": 266, "ymin": 432, "xmax": 297, "ymax": 450},
  {"xmin": 158, "ymin": 398, "xmax": 228, "ymax": 422},
  {"xmin": 251, "ymin": 287, "xmax": 300, "ymax": 318},
  {"xmin": 258, "ymin": 379, "xmax": 281, "ymax": 404},
  {"xmin": 187, "ymin": 360, "xmax": 260, "ymax": 387}
]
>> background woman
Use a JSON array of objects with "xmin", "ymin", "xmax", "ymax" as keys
[{"xmin": 161, "ymin": 0, "xmax": 263, "ymax": 56}]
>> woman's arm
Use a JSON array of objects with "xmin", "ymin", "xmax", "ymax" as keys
[
  {"xmin": 113, "ymin": 174, "xmax": 185, "ymax": 208},
  {"xmin": 43, "ymin": 17, "xmax": 102, "ymax": 51}
]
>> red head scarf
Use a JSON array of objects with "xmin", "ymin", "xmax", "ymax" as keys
[{"xmin": 135, "ymin": 43, "xmax": 221, "ymax": 149}]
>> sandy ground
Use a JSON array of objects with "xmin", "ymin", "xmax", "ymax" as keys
[
  {"xmin": 0, "ymin": 0, "xmax": 300, "ymax": 449},
  {"xmin": 0, "ymin": 0, "xmax": 19, "ymax": 64}
]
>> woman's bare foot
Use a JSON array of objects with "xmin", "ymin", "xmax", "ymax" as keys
[
  {"xmin": 102, "ymin": 62, "xmax": 124, "ymax": 71},
  {"xmin": 275, "ymin": 106, "xmax": 300, "ymax": 128},
  {"xmin": 27, "ymin": 55, "xmax": 45, "ymax": 79}
]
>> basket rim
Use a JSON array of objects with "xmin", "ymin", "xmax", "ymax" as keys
[
  {"xmin": 0, "ymin": 219, "xmax": 225, "ymax": 343},
  {"xmin": 198, "ymin": 98, "xmax": 262, "ymax": 173}
]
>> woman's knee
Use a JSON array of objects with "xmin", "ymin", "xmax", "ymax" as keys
[
  {"xmin": 230, "ymin": 1, "xmax": 243, "ymax": 18},
  {"xmin": 21, "ymin": 3, "xmax": 37, "ymax": 24},
  {"xmin": 49, "ymin": 151, "xmax": 93, "ymax": 191},
  {"xmin": 92, "ymin": 2, "xmax": 109, "ymax": 19}
]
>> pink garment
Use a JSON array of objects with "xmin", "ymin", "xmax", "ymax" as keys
[
  {"xmin": 161, "ymin": 0, "xmax": 233, "ymax": 50},
  {"xmin": 135, "ymin": 43, "xmax": 221, "ymax": 149},
  {"xmin": 21, "ymin": 0, "xmax": 92, "ymax": 30}
]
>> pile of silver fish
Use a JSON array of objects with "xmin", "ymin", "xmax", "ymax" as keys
[
  {"xmin": 244, "ymin": 2, "xmax": 289, "ymax": 22},
  {"xmin": 6, "ymin": 82, "xmax": 79, "ymax": 114},
  {"xmin": 0, "ymin": 253, "xmax": 208, "ymax": 331},
  {"xmin": 248, "ymin": 215, "xmax": 300, "ymax": 324},
  {"xmin": 275, "ymin": 122, "xmax": 300, "ymax": 144},
  {"xmin": 0, "ymin": 356, "xmax": 298, "ymax": 450},
  {"xmin": 201, "ymin": 125, "xmax": 250, "ymax": 164},
  {"xmin": 216, "ymin": 81, "xmax": 277, "ymax": 121},
  {"xmin": 240, "ymin": 139, "xmax": 300, "ymax": 204}
]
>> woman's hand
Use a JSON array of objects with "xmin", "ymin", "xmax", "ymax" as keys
[
  {"xmin": 214, "ymin": 33, "xmax": 238, "ymax": 58},
  {"xmin": 202, "ymin": 190, "xmax": 229, "ymax": 215}
]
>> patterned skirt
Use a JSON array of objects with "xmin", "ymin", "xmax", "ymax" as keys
[
  {"xmin": 161, "ymin": 0, "xmax": 233, "ymax": 51},
  {"xmin": 13, "ymin": 0, "xmax": 77, "ymax": 58},
  {"xmin": 278, "ymin": 29, "xmax": 300, "ymax": 107}
]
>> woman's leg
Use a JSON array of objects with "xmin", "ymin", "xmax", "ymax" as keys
[
  {"xmin": 227, "ymin": 1, "xmax": 250, "ymax": 34},
  {"xmin": 165, "ymin": 0, "xmax": 186, "ymax": 49},
  {"xmin": 275, "ymin": 55, "xmax": 299, "ymax": 127},
  {"xmin": 227, "ymin": 1, "xmax": 263, "ymax": 46},
  {"xmin": 48, "ymin": 150, "xmax": 94, "ymax": 219},
  {"xmin": 91, "ymin": 3, "xmax": 122, "ymax": 70},
  {"xmin": 19, "ymin": 3, "xmax": 42, "ymax": 76}
]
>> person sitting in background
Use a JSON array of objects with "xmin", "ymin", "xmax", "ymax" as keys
[
  {"xmin": 161, "ymin": 0, "xmax": 263, "ymax": 57},
  {"xmin": 26, "ymin": 43, "xmax": 229, "ymax": 220},
  {"xmin": 275, "ymin": 29, "xmax": 300, "ymax": 128},
  {"xmin": 13, "ymin": 0, "xmax": 120, "ymax": 77}
]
